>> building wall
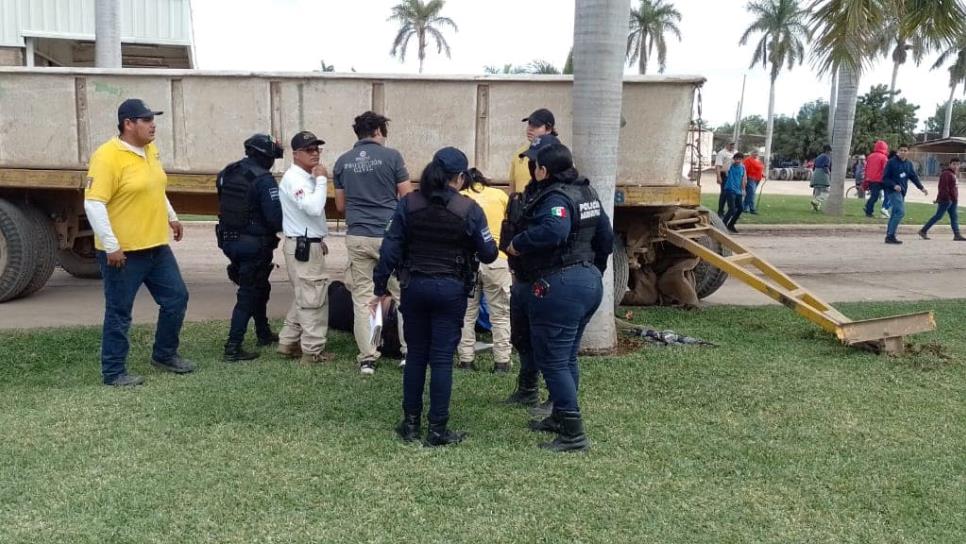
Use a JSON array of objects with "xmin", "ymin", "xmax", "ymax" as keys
[{"xmin": 0, "ymin": 0, "xmax": 192, "ymax": 47}]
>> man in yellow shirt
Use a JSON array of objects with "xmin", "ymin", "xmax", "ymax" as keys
[
  {"xmin": 456, "ymin": 168, "xmax": 512, "ymax": 372},
  {"xmin": 509, "ymin": 108, "xmax": 557, "ymax": 192},
  {"xmin": 84, "ymin": 98, "xmax": 193, "ymax": 386}
]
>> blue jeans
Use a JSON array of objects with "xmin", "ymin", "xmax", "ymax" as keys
[
  {"xmin": 510, "ymin": 279, "xmax": 539, "ymax": 388},
  {"xmin": 97, "ymin": 245, "xmax": 189, "ymax": 383},
  {"xmin": 222, "ymin": 236, "xmax": 275, "ymax": 344},
  {"xmin": 400, "ymin": 276, "xmax": 467, "ymax": 423},
  {"xmin": 864, "ymin": 184, "xmax": 884, "ymax": 215},
  {"xmin": 721, "ymin": 191, "xmax": 744, "ymax": 228},
  {"xmin": 885, "ymin": 191, "xmax": 906, "ymax": 238},
  {"xmin": 743, "ymin": 180, "xmax": 759, "ymax": 212},
  {"xmin": 519, "ymin": 264, "xmax": 603, "ymax": 413},
  {"xmin": 922, "ymin": 200, "xmax": 961, "ymax": 235}
]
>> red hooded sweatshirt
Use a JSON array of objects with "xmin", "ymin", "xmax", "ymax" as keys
[{"xmin": 863, "ymin": 140, "xmax": 889, "ymax": 186}]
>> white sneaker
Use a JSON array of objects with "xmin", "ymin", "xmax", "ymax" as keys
[
  {"xmin": 360, "ymin": 361, "xmax": 376, "ymax": 375},
  {"xmin": 880, "ymin": 208, "xmax": 890, "ymax": 218},
  {"xmin": 398, "ymin": 358, "xmax": 406, "ymax": 368}
]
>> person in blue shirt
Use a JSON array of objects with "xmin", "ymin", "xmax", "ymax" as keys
[
  {"xmin": 371, "ymin": 147, "xmax": 498, "ymax": 447},
  {"xmin": 505, "ymin": 141, "xmax": 614, "ymax": 453},
  {"xmin": 883, "ymin": 144, "xmax": 928, "ymax": 244},
  {"xmin": 720, "ymin": 152, "xmax": 747, "ymax": 233},
  {"xmin": 216, "ymin": 134, "xmax": 285, "ymax": 362}
]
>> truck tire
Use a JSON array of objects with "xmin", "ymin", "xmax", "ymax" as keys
[
  {"xmin": 613, "ymin": 234, "xmax": 629, "ymax": 309},
  {"xmin": 0, "ymin": 199, "xmax": 40, "ymax": 302},
  {"xmin": 693, "ymin": 208, "xmax": 729, "ymax": 299},
  {"xmin": 58, "ymin": 235, "xmax": 102, "ymax": 279},
  {"xmin": 15, "ymin": 204, "xmax": 58, "ymax": 298}
]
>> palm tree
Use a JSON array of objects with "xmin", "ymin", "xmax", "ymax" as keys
[
  {"xmin": 626, "ymin": 0, "xmax": 682, "ymax": 74},
  {"xmin": 933, "ymin": 35, "xmax": 966, "ymax": 138},
  {"xmin": 388, "ymin": 0, "xmax": 458, "ymax": 73},
  {"xmin": 809, "ymin": 0, "xmax": 963, "ymax": 215},
  {"xmin": 739, "ymin": 0, "xmax": 810, "ymax": 171},
  {"xmin": 573, "ymin": 0, "xmax": 626, "ymax": 352},
  {"xmin": 879, "ymin": 22, "xmax": 930, "ymax": 101}
]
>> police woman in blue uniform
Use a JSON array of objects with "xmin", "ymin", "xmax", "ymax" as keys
[
  {"xmin": 371, "ymin": 147, "xmax": 498, "ymax": 446},
  {"xmin": 505, "ymin": 141, "xmax": 613, "ymax": 452},
  {"xmin": 216, "ymin": 134, "xmax": 284, "ymax": 362}
]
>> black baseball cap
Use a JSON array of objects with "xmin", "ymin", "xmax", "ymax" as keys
[
  {"xmin": 291, "ymin": 130, "xmax": 325, "ymax": 150},
  {"xmin": 117, "ymin": 98, "xmax": 163, "ymax": 123},
  {"xmin": 522, "ymin": 108, "xmax": 555, "ymax": 127},
  {"xmin": 433, "ymin": 146, "xmax": 469, "ymax": 175},
  {"xmin": 519, "ymin": 134, "xmax": 562, "ymax": 160}
]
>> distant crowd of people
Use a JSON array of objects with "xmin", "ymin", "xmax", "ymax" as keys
[{"xmin": 713, "ymin": 139, "xmax": 963, "ymax": 244}]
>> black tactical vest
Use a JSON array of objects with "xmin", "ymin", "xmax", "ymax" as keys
[
  {"xmin": 513, "ymin": 179, "xmax": 602, "ymax": 281},
  {"xmin": 217, "ymin": 159, "xmax": 266, "ymax": 232},
  {"xmin": 403, "ymin": 191, "xmax": 474, "ymax": 278}
]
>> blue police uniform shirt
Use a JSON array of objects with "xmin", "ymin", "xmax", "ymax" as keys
[
  {"xmin": 511, "ymin": 188, "xmax": 614, "ymax": 273},
  {"xmin": 373, "ymin": 187, "xmax": 498, "ymax": 296}
]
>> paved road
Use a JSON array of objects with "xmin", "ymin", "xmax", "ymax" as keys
[{"xmin": 2, "ymin": 222, "xmax": 965, "ymax": 330}]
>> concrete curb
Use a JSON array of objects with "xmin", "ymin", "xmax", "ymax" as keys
[{"xmin": 737, "ymin": 223, "xmax": 943, "ymax": 236}]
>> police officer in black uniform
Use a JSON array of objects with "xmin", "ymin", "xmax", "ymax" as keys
[
  {"xmin": 372, "ymin": 147, "xmax": 498, "ymax": 447},
  {"xmin": 504, "ymin": 140, "xmax": 614, "ymax": 452},
  {"xmin": 216, "ymin": 134, "xmax": 285, "ymax": 362}
]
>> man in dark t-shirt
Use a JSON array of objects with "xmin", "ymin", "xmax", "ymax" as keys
[{"xmin": 334, "ymin": 111, "xmax": 412, "ymax": 374}]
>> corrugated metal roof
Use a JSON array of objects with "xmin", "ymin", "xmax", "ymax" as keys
[{"xmin": 1, "ymin": 0, "xmax": 192, "ymax": 47}]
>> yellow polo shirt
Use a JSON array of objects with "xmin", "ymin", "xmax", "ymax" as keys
[
  {"xmin": 461, "ymin": 183, "xmax": 509, "ymax": 260},
  {"xmin": 85, "ymin": 137, "xmax": 170, "ymax": 251},
  {"xmin": 509, "ymin": 143, "xmax": 532, "ymax": 193}
]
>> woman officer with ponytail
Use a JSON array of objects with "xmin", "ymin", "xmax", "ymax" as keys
[
  {"xmin": 505, "ymin": 141, "xmax": 614, "ymax": 452},
  {"xmin": 371, "ymin": 147, "xmax": 498, "ymax": 446}
]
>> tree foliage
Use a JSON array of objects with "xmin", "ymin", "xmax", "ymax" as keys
[
  {"xmin": 925, "ymin": 99, "xmax": 966, "ymax": 136},
  {"xmin": 626, "ymin": 0, "xmax": 682, "ymax": 74},
  {"xmin": 389, "ymin": 0, "xmax": 458, "ymax": 73}
]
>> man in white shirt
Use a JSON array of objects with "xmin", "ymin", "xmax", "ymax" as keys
[
  {"xmin": 277, "ymin": 131, "xmax": 332, "ymax": 363},
  {"xmin": 715, "ymin": 142, "xmax": 736, "ymax": 216}
]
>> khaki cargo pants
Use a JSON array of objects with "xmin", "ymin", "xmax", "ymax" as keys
[
  {"xmin": 279, "ymin": 237, "xmax": 329, "ymax": 354},
  {"xmin": 345, "ymin": 235, "xmax": 406, "ymax": 363},
  {"xmin": 458, "ymin": 259, "xmax": 512, "ymax": 364}
]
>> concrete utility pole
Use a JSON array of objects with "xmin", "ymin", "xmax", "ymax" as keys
[
  {"xmin": 95, "ymin": 0, "xmax": 122, "ymax": 68},
  {"xmin": 733, "ymin": 74, "xmax": 747, "ymax": 148},
  {"xmin": 572, "ymin": 0, "xmax": 626, "ymax": 353}
]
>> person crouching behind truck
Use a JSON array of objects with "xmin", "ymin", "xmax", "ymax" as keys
[
  {"xmin": 84, "ymin": 98, "xmax": 194, "ymax": 386},
  {"xmin": 456, "ymin": 168, "xmax": 512, "ymax": 373}
]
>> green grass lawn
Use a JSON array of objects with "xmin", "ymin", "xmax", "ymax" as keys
[
  {"xmin": 700, "ymin": 193, "xmax": 956, "ymax": 226},
  {"xmin": 1, "ymin": 300, "xmax": 964, "ymax": 543}
]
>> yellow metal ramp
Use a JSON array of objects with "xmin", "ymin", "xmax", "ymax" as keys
[{"xmin": 659, "ymin": 213, "xmax": 936, "ymax": 354}]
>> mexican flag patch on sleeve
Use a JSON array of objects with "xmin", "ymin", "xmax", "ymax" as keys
[{"xmin": 550, "ymin": 206, "xmax": 567, "ymax": 218}]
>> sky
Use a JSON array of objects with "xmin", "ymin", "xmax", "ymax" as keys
[{"xmin": 190, "ymin": 0, "xmax": 954, "ymax": 130}]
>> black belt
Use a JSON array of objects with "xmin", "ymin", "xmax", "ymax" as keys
[{"xmin": 287, "ymin": 236, "xmax": 323, "ymax": 243}]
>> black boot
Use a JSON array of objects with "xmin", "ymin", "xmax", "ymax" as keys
[
  {"xmin": 504, "ymin": 370, "xmax": 539, "ymax": 407},
  {"xmin": 395, "ymin": 412, "xmax": 421, "ymax": 443},
  {"xmin": 424, "ymin": 419, "xmax": 466, "ymax": 447},
  {"xmin": 528, "ymin": 400, "xmax": 554, "ymax": 418},
  {"xmin": 528, "ymin": 411, "xmax": 562, "ymax": 433},
  {"xmin": 256, "ymin": 331, "xmax": 279, "ymax": 346},
  {"xmin": 539, "ymin": 411, "xmax": 589, "ymax": 453},
  {"xmin": 223, "ymin": 342, "xmax": 259, "ymax": 362}
]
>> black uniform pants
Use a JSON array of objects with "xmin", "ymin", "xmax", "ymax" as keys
[{"xmin": 222, "ymin": 236, "xmax": 275, "ymax": 344}]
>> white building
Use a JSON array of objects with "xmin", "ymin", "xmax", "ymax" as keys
[{"xmin": 0, "ymin": 0, "xmax": 193, "ymax": 68}]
